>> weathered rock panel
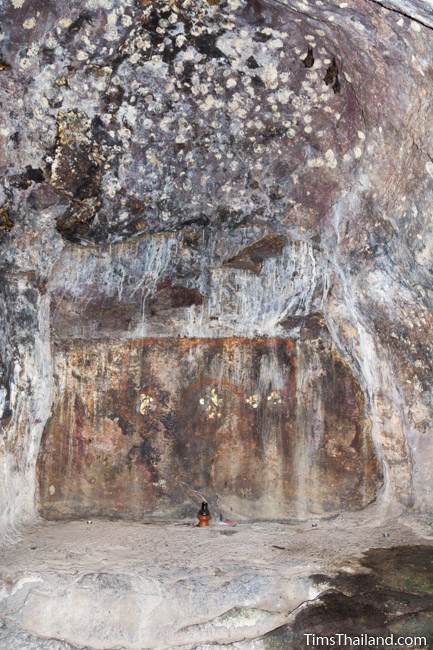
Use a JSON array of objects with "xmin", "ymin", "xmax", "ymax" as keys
[{"xmin": 38, "ymin": 336, "xmax": 381, "ymax": 520}]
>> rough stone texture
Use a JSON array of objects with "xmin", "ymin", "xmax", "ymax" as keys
[
  {"xmin": 0, "ymin": 514, "xmax": 432, "ymax": 649},
  {"xmin": 37, "ymin": 336, "xmax": 380, "ymax": 520},
  {"xmin": 0, "ymin": 0, "xmax": 432, "ymax": 545},
  {"xmin": 2, "ymin": 1, "xmax": 433, "ymax": 647}
]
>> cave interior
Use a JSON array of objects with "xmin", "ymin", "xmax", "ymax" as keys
[{"xmin": 0, "ymin": 0, "xmax": 433, "ymax": 648}]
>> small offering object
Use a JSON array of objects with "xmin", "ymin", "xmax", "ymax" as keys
[
  {"xmin": 198, "ymin": 501, "xmax": 211, "ymax": 527},
  {"xmin": 218, "ymin": 514, "xmax": 237, "ymax": 526}
]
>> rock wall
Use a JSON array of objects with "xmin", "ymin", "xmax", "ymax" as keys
[
  {"xmin": 38, "ymin": 334, "xmax": 380, "ymax": 520},
  {"xmin": 0, "ymin": 0, "xmax": 432, "ymax": 536}
]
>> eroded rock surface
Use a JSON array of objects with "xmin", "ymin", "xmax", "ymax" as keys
[
  {"xmin": 0, "ymin": 517, "xmax": 432, "ymax": 649},
  {"xmin": 0, "ymin": 0, "xmax": 432, "ymax": 533}
]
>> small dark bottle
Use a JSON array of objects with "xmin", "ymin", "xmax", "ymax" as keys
[{"xmin": 198, "ymin": 501, "xmax": 211, "ymax": 527}]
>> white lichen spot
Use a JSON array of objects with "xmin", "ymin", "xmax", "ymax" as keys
[
  {"xmin": 46, "ymin": 35, "xmax": 58, "ymax": 48},
  {"xmin": 77, "ymin": 50, "xmax": 89, "ymax": 61},
  {"xmin": 269, "ymin": 38, "xmax": 283, "ymax": 49},
  {"xmin": 49, "ymin": 485, "xmax": 56, "ymax": 496},
  {"xmin": 226, "ymin": 77, "xmax": 237, "ymax": 89},
  {"xmin": 23, "ymin": 17, "xmax": 36, "ymax": 29},
  {"xmin": 19, "ymin": 57, "xmax": 31, "ymax": 70},
  {"xmin": 304, "ymin": 125, "xmax": 312, "ymax": 134},
  {"xmin": 411, "ymin": 22, "xmax": 421, "ymax": 32},
  {"xmin": 58, "ymin": 17, "xmax": 73, "ymax": 29},
  {"xmin": 277, "ymin": 88, "xmax": 292, "ymax": 104},
  {"xmin": 160, "ymin": 116, "xmax": 173, "ymax": 133},
  {"xmin": 325, "ymin": 149, "xmax": 337, "ymax": 168},
  {"xmin": 357, "ymin": 130, "xmax": 365, "ymax": 140},
  {"xmin": 354, "ymin": 146, "xmax": 362, "ymax": 159},
  {"xmin": 27, "ymin": 43, "xmax": 39, "ymax": 57},
  {"xmin": 426, "ymin": 161, "xmax": 433, "ymax": 178},
  {"xmin": 201, "ymin": 95, "xmax": 215, "ymax": 111},
  {"xmin": 129, "ymin": 52, "xmax": 141, "ymax": 64},
  {"xmin": 343, "ymin": 71, "xmax": 352, "ymax": 82},
  {"xmin": 176, "ymin": 34, "xmax": 186, "ymax": 48},
  {"xmin": 146, "ymin": 150, "xmax": 160, "ymax": 167},
  {"xmin": 11, "ymin": 0, "xmax": 25, "ymax": 7},
  {"xmin": 260, "ymin": 64, "xmax": 278, "ymax": 89},
  {"xmin": 308, "ymin": 158, "xmax": 324, "ymax": 168}
]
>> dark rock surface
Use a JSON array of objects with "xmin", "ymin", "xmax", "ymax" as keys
[
  {"xmin": 0, "ymin": 0, "xmax": 432, "ymax": 533},
  {"xmin": 262, "ymin": 545, "xmax": 433, "ymax": 650}
]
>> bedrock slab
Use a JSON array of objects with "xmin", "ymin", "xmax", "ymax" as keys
[{"xmin": 1, "ymin": 514, "xmax": 433, "ymax": 650}]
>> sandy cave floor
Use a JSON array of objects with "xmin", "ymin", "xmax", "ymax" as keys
[{"xmin": 1, "ymin": 512, "xmax": 433, "ymax": 650}]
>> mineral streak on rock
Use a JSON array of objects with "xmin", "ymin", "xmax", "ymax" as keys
[{"xmin": 0, "ymin": 0, "xmax": 432, "ymax": 537}]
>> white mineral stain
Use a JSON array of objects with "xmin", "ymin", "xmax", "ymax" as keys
[
  {"xmin": 354, "ymin": 146, "xmax": 363, "ymax": 159},
  {"xmin": 11, "ymin": 0, "xmax": 25, "ymax": 7},
  {"xmin": 426, "ymin": 161, "xmax": 433, "ymax": 178}
]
